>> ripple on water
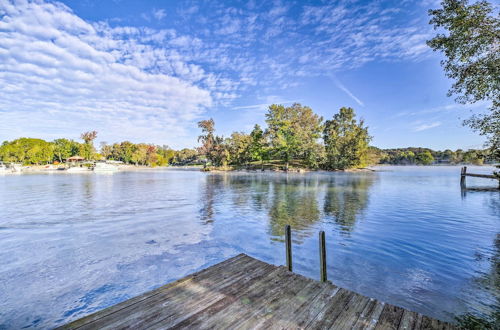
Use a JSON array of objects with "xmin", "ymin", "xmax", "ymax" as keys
[{"xmin": 0, "ymin": 166, "xmax": 498, "ymax": 328}]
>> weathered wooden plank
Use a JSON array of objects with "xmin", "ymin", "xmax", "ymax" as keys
[
  {"xmin": 328, "ymin": 293, "xmax": 371, "ymax": 329},
  {"xmin": 92, "ymin": 257, "xmax": 272, "ymax": 329},
  {"xmin": 352, "ymin": 299, "xmax": 386, "ymax": 330},
  {"xmin": 305, "ymin": 288, "xmax": 357, "ymax": 329},
  {"xmin": 374, "ymin": 304, "xmax": 405, "ymax": 330},
  {"xmin": 204, "ymin": 268, "xmax": 310, "ymax": 330},
  {"xmin": 465, "ymin": 173, "xmax": 497, "ymax": 179},
  {"xmin": 398, "ymin": 309, "xmax": 419, "ymax": 330},
  {"xmin": 279, "ymin": 284, "xmax": 340, "ymax": 329},
  {"xmin": 159, "ymin": 263, "xmax": 283, "ymax": 329},
  {"xmin": 60, "ymin": 253, "xmax": 251, "ymax": 329},
  {"xmin": 252, "ymin": 280, "xmax": 325, "ymax": 329}
]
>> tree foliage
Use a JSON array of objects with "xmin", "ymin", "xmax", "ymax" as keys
[
  {"xmin": 79, "ymin": 131, "xmax": 98, "ymax": 160},
  {"xmin": 0, "ymin": 138, "xmax": 54, "ymax": 164},
  {"xmin": 427, "ymin": 0, "xmax": 500, "ymax": 154},
  {"xmin": 197, "ymin": 119, "xmax": 229, "ymax": 167},
  {"xmin": 53, "ymin": 138, "xmax": 79, "ymax": 162},
  {"xmin": 265, "ymin": 103, "xmax": 323, "ymax": 169},
  {"xmin": 323, "ymin": 107, "xmax": 371, "ymax": 170}
]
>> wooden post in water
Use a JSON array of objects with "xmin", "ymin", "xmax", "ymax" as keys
[
  {"xmin": 460, "ymin": 166, "xmax": 467, "ymax": 188},
  {"xmin": 285, "ymin": 225, "xmax": 292, "ymax": 271},
  {"xmin": 319, "ymin": 231, "xmax": 327, "ymax": 282}
]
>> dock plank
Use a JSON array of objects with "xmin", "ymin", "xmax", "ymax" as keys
[{"xmin": 60, "ymin": 253, "xmax": 459, "ymax": 330}]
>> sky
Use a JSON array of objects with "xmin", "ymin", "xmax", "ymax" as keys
[{"xmin": 0, "ymin": 0, "xmax": 492, "ymax": 150}]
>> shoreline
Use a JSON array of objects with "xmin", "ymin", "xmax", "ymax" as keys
[{"xmin": 3, "ymin": 163, "xmax": 497, "ymax": 175}]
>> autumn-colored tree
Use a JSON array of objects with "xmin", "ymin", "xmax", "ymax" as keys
[{"xmin": 79, "ymin": 131, "xmax": 97, "ymax": 160}]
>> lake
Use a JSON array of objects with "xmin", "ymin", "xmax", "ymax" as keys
[{"xmin": 0, "ymin": 166, "xmax": 498, "ymax": 328}]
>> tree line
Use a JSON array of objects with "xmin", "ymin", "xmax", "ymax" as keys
[
  {"xmin": 369, "ymin": 147, "xmax": 494, "ymax": 166},
  {"xmin": 0, "ymin": 132, "xmax": 196, "ymax": 167},
  {"xmin": 0, "ymin": 104, "xmax": 493, "ymax": 168},
  {"xmin": 196, "ymin": 104, "xmax": 494, "ymax": 170},
  {"xmin": 197, "ymin": 104, "xmax": 371, "ymax": 170}
]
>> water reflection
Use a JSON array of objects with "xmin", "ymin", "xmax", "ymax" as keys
[
  {"xmin": 268, "ymin": 176, "xmax": 322, "ymax": 242},
  {"xmin": 203, "ymin": 172, "xmax": 377, "ymax": 242},
  {"xmin": 199, "ymin": 175, "xmax": 222, "ymax": 224},
  {"xmin": 324, "ymin": 174, "xmax": 375, "ymax": 234}
]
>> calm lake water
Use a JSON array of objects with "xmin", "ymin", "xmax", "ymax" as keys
[{"xmin": 0, "ymin": 166, "xmax": 498, "ymax": 328}]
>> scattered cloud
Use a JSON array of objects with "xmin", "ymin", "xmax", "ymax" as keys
[
  {"xmin": 413, "ymin": 122, "xmax": 442, "ymax": 132},
  {"xmin": 0, "ymin": 0, "xmax": 213, "ymax": 146},
  {"xmin": 0, "ymin": 0, "xmax": 445, "ymax": 146},
  {"xmin": 153, "ymin": 9, "xmax": 166, "ymax": 20}
]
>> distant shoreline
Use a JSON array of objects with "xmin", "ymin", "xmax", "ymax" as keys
[{"xmin": 3, "ymin": 163, "xmax": 497, "ymax": 175}]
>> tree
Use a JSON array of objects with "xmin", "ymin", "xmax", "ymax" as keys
[
  {"xmin": 416, "ymin": 150, "xmax": 435, "ymax": 165},
  {"xmin": 228, "ymin": 132, "xmax": 252, "ymax": 166},
  {"xmin": 100, "ymin": 142, "xmax": 113, "ymax": 160},
  {"xmin": 197, "ymin": 119, "xmax": 228, "ymax": 167},
  {"xmin": 249, "ymin": 124, "xmax": 268, "ymax": 169},
  {"xmin": 174, "ymin": 148, "xmax": 198, "ymax": 165},
  {"xmin": 323, "ymin": 107, "xmax": 371, "ymax": 170},
  {"xmin": 0, "ymin": 138, "xmax": 54, "ymax": 164},
  {"xmin": 112, "ymin": 141, "xmax": 135, "ymax": 163},
  {"xmin": 131, "ymin": 144, "xmax": 148, "ymax": 165},
  {"xmin": 427, "ymin": 0, "xmax": 499, "ymax": 155},
  {"xmin": 79, "ymin": 131, "xmax": 97, "ymax": 160},
  {"xmin": 265, "ymin": 103, "xmax": 323, "ymax": 170},
  {"xmin": 53, "ymin": 138, "xmax": 79, "ymax": 162}
]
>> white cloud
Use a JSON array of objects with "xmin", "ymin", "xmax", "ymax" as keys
[
  {"xmin": 0, "ymin": 0, "xmax": 444, "ymax": 147},
  {"xmin": 153, "ymin": 9, "xmax": 166, "ymax": 20},
  {"xmin": 413, "ymin": 122, "xmax": 442, "ymax": 132},
  {"xmin": 0, "ymin": 0, "xmax": 214, "ymax": 147}
]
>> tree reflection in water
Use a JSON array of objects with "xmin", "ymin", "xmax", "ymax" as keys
[
  {"xmin": 267, "ymin": 175, "xmax": 322, "ymax": 242},
  {"xmin": 456, "ymin": 191, "xmax": 499, "ymax": 329},
  {"xmin": 323, "ymin": 174, "xmax": 376, "ymax": 234},
  {"xmin": 199, "ymin": 172, "xmax": 377, "ymax": 242}
]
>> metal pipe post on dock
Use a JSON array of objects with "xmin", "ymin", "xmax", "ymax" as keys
[
  {"xmin": 319, "ymin": 231, "xmax": 327, "ymax": 282},
  {"xmin": 285, "ymin": 225, "xmax": 292, "ymax": 271}
]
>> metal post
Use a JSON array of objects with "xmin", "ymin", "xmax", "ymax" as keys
[
  {"xmin": 285, "ymin": 225, "xmax": 292, "ymax": 271},
  {"xmin": 319, "ymin": 231, "xmax": 327, "ymax": 282}
]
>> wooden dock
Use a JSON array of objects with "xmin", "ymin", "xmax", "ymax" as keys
[
  {"xmin": 61, "ymin": 254, "xmax": 457, "ymax": 330},
  {"xmin": 461, "ymin": 166, "xmax": 499, "ymax": 189}
]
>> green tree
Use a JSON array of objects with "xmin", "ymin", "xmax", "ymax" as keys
[
  {"xmin": 323, "ymin": 107, "xmax": 371, "ymax": 170},
  {"xmin": 174, "ymin": 148, "xmax": 198, "ymax": 165},
  {"xmin": 427, "ymin": 0, "xmax": 499, "ymax": 155},
  {"xmin": 228, "ymin": 132, "xmax": 252, "ymax": 166},
  {"xmin": 265, "ymin": 103, "xmax": 323, "ymax": 170},
  {"xmin": 53, "ymin": 138, "xmax": 79, "ymax": 162},
  {"xmin": 249, "ymin": 124, "xmax": 268, "ymax": 169},
  {"xmin": 112, "ymin": 141, "xmax": 135, "ymax": 163},
  {"xmin": 156, "ymin": 145, "xmax": 175, "ymax": 166},
  {"xmin": 416, "ymin": 150, "xmax": 435, "ymax": 165},
  {"xmin": 0, "ymin": 138, "xmax": 54, "ymax": 164}
]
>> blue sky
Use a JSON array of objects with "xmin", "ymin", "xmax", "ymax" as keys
[{"xmin": 0, "ymin": 0, "xmax": 491, "ymax": 150}]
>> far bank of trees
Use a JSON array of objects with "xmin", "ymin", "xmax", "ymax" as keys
[
  {"xmin": 0, "ymin": 132, "xmax": 187, "ymax": 167},
  {"xmin": 196, "ymin": 104, "xmax": 496, "ymax": 170},
  {"xmin": 0, "ymin": 104, "xmax": 494, "ymax": 169},
  {"xmin": 197, "ymin": 104, "xmax": 371, "ymax": 170}
]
